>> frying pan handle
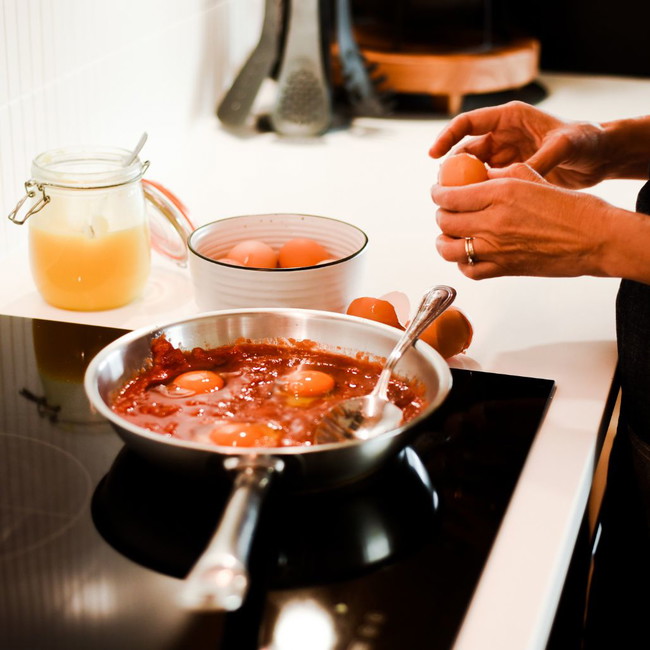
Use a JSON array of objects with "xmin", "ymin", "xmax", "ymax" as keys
[{"xmin": 179, "ymin": 456, "xmax": 284, "ymax": 611}]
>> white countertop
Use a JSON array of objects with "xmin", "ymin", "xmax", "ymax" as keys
[{"xmin": 2, "ymin": 72, "xmax": 648, "ymax": 649}]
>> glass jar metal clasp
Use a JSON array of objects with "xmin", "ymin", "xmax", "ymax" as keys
[{"xmin": 8, "ymin": 180, "xmax": 51, "ymax": 225}]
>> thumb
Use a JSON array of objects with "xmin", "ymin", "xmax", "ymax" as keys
[{"xmin": 488, "ymin": 162, "xmax": 548, "ymax": 183}]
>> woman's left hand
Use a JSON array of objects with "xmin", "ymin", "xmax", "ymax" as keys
[{"xmin": 431, "ymin": 164, "xmax": 617, "ymax": 280}]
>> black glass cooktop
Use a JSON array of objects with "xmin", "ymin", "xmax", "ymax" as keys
[{"xmin": 0, "ymin": 315, "xmax": 554, "ymax": 650}]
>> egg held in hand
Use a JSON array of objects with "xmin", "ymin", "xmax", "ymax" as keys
[{"xmin": 439, "ymin": 153, "xmax": 488, "ymax": 186}]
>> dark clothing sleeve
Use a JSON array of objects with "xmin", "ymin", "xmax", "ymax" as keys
[
  {"xmin": 616, "ymin": 176, "xmax": 650, "ymax": 445},
  {"xmin": 584, "ymin": 174, "xmax": 650, "ymax": 648}
]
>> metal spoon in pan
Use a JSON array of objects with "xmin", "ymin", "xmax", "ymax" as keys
[{"xmin": 315, "ymin": 285, "xmax": 456, "ymax": 444}]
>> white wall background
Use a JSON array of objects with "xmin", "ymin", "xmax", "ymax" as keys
[{"xmin": 0, "ymin": 0, "xmax": 262, "ymax": 257}]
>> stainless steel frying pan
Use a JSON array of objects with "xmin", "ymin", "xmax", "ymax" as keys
[{"xmin": 84, "ymin": 308, "xmax": 452, "ymax": 612}]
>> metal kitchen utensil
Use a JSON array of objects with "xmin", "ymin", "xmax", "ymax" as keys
[
  {"xmin": 270, "ymin": 0, "xmax": 331, "ymax": 136},
  {"xmin": 217, "ymin": 0, "xmax": 283, "ymax": 128},
  {"xmin": 335, "ymin": 0, "xmax": 394, "ymax": 117},
  {"xmin": 180, "ymin": 455, "xmax": 284, "ymax": 611},
  {"xmin": 124, "ymin": 132, "xmax": 147, "ymax": 166},
  {"xmin": 84, "ymin": 308, "xmax": 452, "ymax": 611},
  {"xmin": 315, "ymin": 285, "xmax": 456, "ymax": 444}
]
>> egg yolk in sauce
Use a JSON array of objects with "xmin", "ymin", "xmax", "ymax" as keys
[
  {"xmin": 209, "ymin": 422, "xmax": 282, "ymax": 447},
  {"xmin": 169, "ymin": 370, "xmax": 225, "ymax": 394},
  {"xmin": 111, "ymin": 337, "xmax": 427, "ymax": 448},
  {"xmin": 281, "ymin": 369, "xmax": 335, "ymax": 397}
]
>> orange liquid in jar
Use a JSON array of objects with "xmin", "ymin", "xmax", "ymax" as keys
[{"xmin": 29, "ymin": 222, "xmax": 151, "ymax": 310}]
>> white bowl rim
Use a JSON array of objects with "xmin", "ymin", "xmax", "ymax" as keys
[{"xmin": 187, "ymin": 213, "xmax": 369, "ymax": 272}]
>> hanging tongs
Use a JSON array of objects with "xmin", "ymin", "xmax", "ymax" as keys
[
  {"xmin": 335, "ymin": 0, "xmax": 394, "ymax": 117},
  {"xmin": 216, "ymin": 0, "xmax": 284, "ymax": 128}
]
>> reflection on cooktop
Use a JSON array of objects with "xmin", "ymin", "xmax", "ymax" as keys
[
  {"xmin": 0, "ymin": 433, "xmax": 92, "ymax": 560},
  {"xmin": 92, "ymin": 446, "xmax": 439, "ymax": 586},
  {"xmin": 90, "ymin": 366, "xmax": 555, "ymax": 649}
]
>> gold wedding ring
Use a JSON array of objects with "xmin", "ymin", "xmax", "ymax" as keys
[{"xmin": 464, "ymin": 237, "xmax": 476, "ymax": 265}]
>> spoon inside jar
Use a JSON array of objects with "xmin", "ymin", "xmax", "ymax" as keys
[
  {"xmin": 124, "ymin": 132, "xmax": 148, "ymax": 166},
  {"xmin": 314, "ymin": 285, "xmax": 456, "ymax": 444}
]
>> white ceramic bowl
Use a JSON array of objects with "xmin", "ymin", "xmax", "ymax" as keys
[{"xmin": 188, "ymin": 213, "xmax": 368, "ymax": 312}]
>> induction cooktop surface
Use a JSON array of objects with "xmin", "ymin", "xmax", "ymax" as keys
[{"xmin": 0, "ymin": 315, "xmax": 554, "ymax": 650}]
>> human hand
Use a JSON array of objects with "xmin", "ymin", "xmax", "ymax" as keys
[
  {"xmin": 431, "ymin": 163, "xmax": 617, "ymax": 280},
  {"xmin": 429, "ymin": 101, "xmax": 609, "ymax": 189}
]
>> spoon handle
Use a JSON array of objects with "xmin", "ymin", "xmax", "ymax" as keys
[
  {"xmin": 374, "ymin": 285, "xmax": 456, "ymax": 399},
  {"xmin": 179, "ymin": 456, "xmax": 284, "ymax": 611},
  {"xmin": 124, "ymin": 132, "xmax": 148, "ymax": 167}
]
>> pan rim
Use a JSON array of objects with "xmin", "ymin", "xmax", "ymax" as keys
[{"xmin": 84, "ymin": 307, "xmax": 453, "ymax": 456}]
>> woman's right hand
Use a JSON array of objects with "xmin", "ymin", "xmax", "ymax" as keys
[{"xmin": 429, "ymin": 101, "xmax": 610, "ymax": 189}]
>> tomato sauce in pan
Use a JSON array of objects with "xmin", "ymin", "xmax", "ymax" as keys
[{"xmin": 111, "ymin": 336, "xmax": 428, "ymax": 448}]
